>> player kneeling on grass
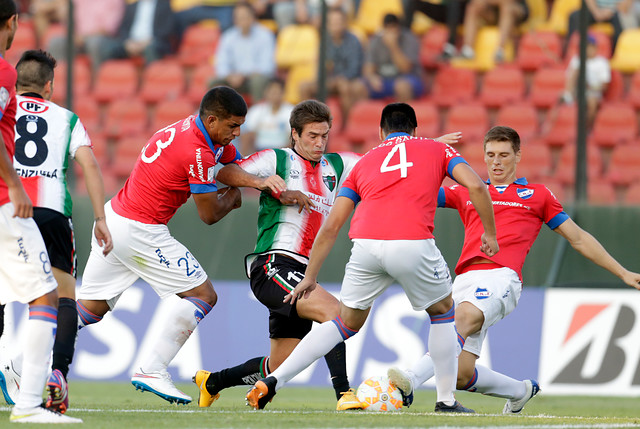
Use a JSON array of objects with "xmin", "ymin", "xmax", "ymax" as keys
[{"xmin": 385, "ymin": 126, "xmax": 640, "ymax": 414}]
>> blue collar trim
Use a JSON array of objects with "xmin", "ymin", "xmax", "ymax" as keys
[
  {"xmin": 485, "ymin": 177, "xmax": 529, "ymax": 185},
  {"xmin": 195, "ymin": 115, "xmax": 216, "ymax": 152},
  {"xmin": 384, "ymin": 132, "xmax": 411, "ymax": 140}
]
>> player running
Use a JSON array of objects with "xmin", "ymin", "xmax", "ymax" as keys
[
  {"xmin": 0, "ymin": 2, "xmax": 81, "ymax": 423},
  {"xmin": 73, "ymin": 86, "xmax": 284, "ymax": 405},
  {"xmin": 386, "ymin": 126, "xmax": 640, "ymax": 413},
  {"xmin": 245, "ymin": 102, "xmax": 498, "ymax": 412}
]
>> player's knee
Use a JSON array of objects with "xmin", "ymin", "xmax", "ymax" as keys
[{"xmin": 456, "ymin": 367, "xmax": 476, "ymax": 390}]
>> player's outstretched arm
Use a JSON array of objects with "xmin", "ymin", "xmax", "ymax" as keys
[
  {"xmin": 554, "ymin": 218, "xmax": 640, "ymax": 290},
  {"xmin": 75, "ymin": 146, "xmax": 113, "ymax": 255},
  {"xmin": 217, "ymin": 163, "xmax": 286, "ymax": 194},
  {"xmin": 192, "ymin": 186, "xmax": 242, "ymax": 225},
  {"xmin": 0, "ymin": 133, "xmax": 32, "ymax": 218},
  {"xmin": 451, "ymin": 162, "xmax": 499, "ymax": 256},
  {"xmin": 284, "ymin": 196, "xmax": 355, "ymax": 305},
  {"xmin": 435, "ymin": 132, "xmax": 462, "ymax": 145}
]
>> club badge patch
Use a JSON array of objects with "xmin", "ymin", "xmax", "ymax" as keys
[
  {"xmin": 517, "ymin": 188, "xmax": 534, "ymax": 200},
  {"xmin": 475, "ymin": 288, "xmax": 491, "ymax": 300},
  {"xmin": 323, "ymin": 175, "xmax": 336, "ymax": 191}
]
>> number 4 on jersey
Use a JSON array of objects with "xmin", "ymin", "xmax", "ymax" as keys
[{"xmin": 380, "ymin": 142, "xmax": 413, "ymax": 178}]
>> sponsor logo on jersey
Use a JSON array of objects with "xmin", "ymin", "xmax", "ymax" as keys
[
  {"xmin": 0, "ymin": 86, "xmax": 9, "ymax": 110},
  {"xmin": 181, "ymin": 117, "xmax": 191, "ymax": 131},
  {"xmin": 290, "ymin": 169, "xmax": 300, "ymax": 179},
  {"xmin": 321, "ymin": 159, "xmax": 328, "ymax": 167},
  {"xmin": 188, "ymin": 164, "xmax": 195, "ymax": 178},
  {"xmin": 19, "ymin": 99, "xmax": 49, "ymax": 114},
  {"xmin": 196, "ymin": 148, "xmax": 205, "ymax": 182},
  {"xmin": 323, "ymin": 174, "xmax": 336, "ymax": 191},
  {"xmin": 214, "ymin": 147, "xmax": 224, "ymax": 163},
  {"xmin": 517, "ymin": 188, "xmax": 534, "ymax": 200},
  {"xmin": 17, "ymin": 237, "xmax": 29, "ymax": 262},
  {"xmin": 208, "ymin": 166, "xmax": 215, "ymax": 183},
  {"xmin": 155, "ymin": 248, "xmax": 170, "ymax": 268},
  {"xmin": 474, "ymin": 288, "xmax": 491, "ymax": 299},
  {"xmin": 444, "ymin": 145, "xmax": 460, "ymax": 159}
]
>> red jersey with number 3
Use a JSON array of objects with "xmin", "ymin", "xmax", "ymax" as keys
[
  {"xmin": 0, "ymin": 56, "xmax": 17, "ymax": 206},
  {"xmin": 111, "ymin": 115, "xmax": 240, "ymax": 224},
  {"xmin": 339, "ymin": 132, "xmax": 467, "ymax": 240}
]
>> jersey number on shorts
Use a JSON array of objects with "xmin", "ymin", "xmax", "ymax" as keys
[
  {"xmin": 178, "ymin": 251, "xmax": 200, "ymax": 277},
  {"xmin": 380, "ymin": 142, "xmax": 413, "ymax": 178},
  {"xmin": 14, "ymin": 115, "xmax": 49, "ymax": 167},
  {"xmin": 141, "ymin": 125, "xmax": 176, "ymax": 164}
]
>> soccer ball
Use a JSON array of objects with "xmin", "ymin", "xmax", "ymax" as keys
[{"xmin": 356, "ymin": 375, "xmax": 403, "ymax": 411}]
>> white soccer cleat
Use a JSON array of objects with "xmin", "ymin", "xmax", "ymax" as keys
[
  {"xmin": 387, "ymin": 367, "xmax": 414, "ymax": 407},
  {"xmin": 0, "ymin": 359, "xmax": 21, "ymax": 405},
  {"xmin": 131, "ymin": 368, "xmax": 192, "ymax": 404},
  {"xmin": 503, "ymin": 379, "xmax": 540, "ymax": 414},
  {"xmin": 9, "ymin": 405, "xmax": 82, "ymax": 424}
]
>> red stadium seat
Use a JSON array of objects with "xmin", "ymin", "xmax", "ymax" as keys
[
  {"xmin": 139, "ymin": 59, "xmax": 186, "ymax": 104},
  {"xmin": 412, "ymin": 99, "xmax": 440, "ymax": 139},
  {"xmin": 588, "ymin": 181, "xmax": 617, "ymax": 205},
  {"xmin": 344, "ymin": 100, "xmax": 386, "ymax": 145},
  {"xmin": 626, "ymin": 70, "xmax": 640, "ymax": 109},
  {"xmin": 494, "ymin": 102, "xmax": 539, "ymax": 141},
  {"xmin": 150, "ymin": 98, "xmax": 196, "ymax": 133},
  {"xmin": 541, "ymin": 103, "xmax": 577, "ymax": 147},
  {"xmin": 186, "ymin": 63, "xmax": 215, "ymax": 104},
  {"xmin": 419, "ymin": 25, "xmax": 449, "ymax": 69},
  {"xmin": 429, "ymin": 66, "xmax": 477, "ymax": 108},
  {"xmin": 591, "ymin": 102, "xmax": 637, "ymax": 147},
  {"xmin": 73, "ymin": 96, "xmax": 101, "ymax": 135},
  {"xmin": 553, "ymin": 144, "xmax": 603, "ymax": 185},
  {"xmin": 516, "ymin": 143, "xmax": 553, "ymax": 180},
  {"xmin": 604, "ymin": 69, "xmax": 624, "ymax": 102},
  {"xmin": 564, "ymin": 31, "xmax": 612, "ymax": 65},
  {"xmin": 529, "ymin": 67, "xmax": 566, "ymax": 109},
  {"xmin": 457, "ymin": 146, "xmax": 488, "ymax": 181},
  {"xmin": 443, "ymin": 103, "xmax": 489, "ymax": 144},
  {"xmin": 478, "ymin": 66, "xmax": 526, "ymax": 108},
  {"xmin": 7, "ymin": 19, "xmax": 36, "ymax": 65},
  {"xmin": 93, "ymin": 60, "xmax": 139, "ymax": 103},
  {"xmin": 624, "ymin": 182, "xmax": 640, "ymax": 205},
  {"xmin": 111, "ymin": 135, "xmax": 146, "ymax": 179},
  {"xmin": 604, "ymin": 143, "xmax": 640, "ymax": 186},
  {"xmin": 52, "ymin": 59, "xmax": 92, "ymax": 105},
  {"xmin": 177, "ymin": 23, "xmax": 219, "ymax": 68},
  {"xmin": 103, "ymin": 98, "xmax": 148, "ymax": 139},
  {"xmin": 515, "ymin": 31, "xmax": 562, "ymax": 71}
]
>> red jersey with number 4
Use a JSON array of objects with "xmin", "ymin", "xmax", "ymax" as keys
[
  {"xmin": 438, "ymin": 178, "xmax": 569, "ymax": 279},
  {"xmin": 339, "ymin": 132, "xmax": 467, "ymax": 240},
  {"xmin": 0, "ymin": 56, "xmax": 17, "ymax": 206},
  {"xmin": 111, "ymin": 115, "xmax": 240, "ymax": 224}
]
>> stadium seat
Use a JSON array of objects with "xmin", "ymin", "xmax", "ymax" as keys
[
  {"xmin": 412, "ymin": 99, "xmax": 440, "ymax": 139},
  {"xmin": 7, "ymin": 19, "xmax": 36, "ymax": 65},
  {"xmin": 553, "ymin": 144, "xmax": 603, "ymax": 185},
  {"xmin": 457, "ymin": 146, "xmax": 488, "ymax": 181},
  {"xmin": 186, "ymin": 63, "xmax": 215, "ymax": 105},
  {"xmin": 479, "ymin": 66, "xmax": 526, "ymax": 108},
  {"xmin": 587, "ymin": 181, "xmax": 617, "ymax": 205},
  {"xmin": 624, "ymin": 182, "xmax": 640, "ymax": 205},
  {"xmin": 516, "ymin": 143, "xmax": 553, "ymax": 180},
  {"xmin": 111, "ymin": 135, "xmax": 146, "ymax": 179},
  {"xmin": 177, "ymin": 23, "xmax": 219, "ymax": 68},
  {"xmin": 564, "ymin": 32, "xmax": 612, "ymax": 64},
  {"xmin": 539, "ymin": 0, "xmax": 580, "ymax": 35},
  {"xmin": 85, "ymin": 131, "xmax": 109, "ymax": 167},
  {"xmin": 605, "ymin": 144, "xmax": 640, "ymax": 186},
  {"xmin": 451, "ymin": 26, "xmax": 515, "ymax": 71},
  {"xmin": 442, "ymin": 103, "xmax": 489, "ymax": 144},
  {"xmin": 284, "ymin": 62, "xmax": 316, "ymax": 104},
  {"xmin": 93, "ymin": 60, "xmax": 139, "ymax": 103},
  {"xmin": 139, "ymin": 59, "xmax": 186, "ymax": 104},
  {"xmin": 354, "ymin": 0, "xmax": 404, "ymax": 35},
  {"xmin": 419, "ymin": 25, "xmax": 449, "ymax": 69},
  {"xmin": 515, "ymin": 31, "xmax": 562, "ymax": 71},
  {"xmin": 604, "ymin": 69, "xmax": 624, "ymax": 102},
  {"xmin": 541, "ymin": 103, "xmax": 577, "ymax": 147},
  {"xmin": 529, "ymin": 66, "xmax": 566, "ymax": 109},
  {"xmin": 275, "ymin": 25, "xmax": 319, "ymax": 69},
  {"xmin": 103, "ymin": 98, "xmax": 148, "ymax": 139},
  {"xmin": 150, "ymin": 98, "xmax": 196, "ymax": 133},
  {"xmin": 610, "ymin": 29, "xmax": 640, "ymax": 74},
  {"xmin": 590, "ymin": 102, "xmax": 637, "ymax": 147},
  {"xmin": 73, "ymin": 97, "xmax": 101, "ymax": 136},
  {"xmin": 626, "ymin": 70, "xmax": 640, "ymax": 109},
  {"xmin": 495, "ymin": 102, "xmax": 539, "ymax": 141},
  {"xmin": 429, "ymin": 66, "xmax": 477, "ymax": 108},
  {"xmin": 51, "ymin": 59, "xmax": 93, "ymax": 105},
  {"xmin": 344, "ymin": 100, "xmax": 387, "ymax": 146},
  {"xmin": 325, "ymin": 97, "xmax": 343, "ymax": 134}
]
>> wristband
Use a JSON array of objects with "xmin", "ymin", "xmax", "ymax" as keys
[{"xmin": 271, "ymin": 189, "xmax": 283, "ymax": 200}]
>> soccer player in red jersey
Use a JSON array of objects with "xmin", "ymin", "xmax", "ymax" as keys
[
  {"xmin": 386, "ymin": 126, "xmax": 640, "ymax": 414},
  {"xmin": 245, "ymin": 102, "xmax": 498, "ymax": 412},
  {"xmin": 74, "ymin": 86, "xmax": 285, "ymax": 405}
]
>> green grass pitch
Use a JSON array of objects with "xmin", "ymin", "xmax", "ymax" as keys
[{"xmin": 2, "ymin": 382, "xmax": 640, "ymax": 428}]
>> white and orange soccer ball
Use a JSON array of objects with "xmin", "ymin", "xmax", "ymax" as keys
[{"xmin": 356, "ymin": 375, "xmax": 403, "ymax": 411}]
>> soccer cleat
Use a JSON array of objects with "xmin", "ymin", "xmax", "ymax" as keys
[
  {"xmin": 336, "ymin": 388, "xmax": 365, "ymax": 410},
  {"xmin": 387, "ymin": 367, "xmax": 414, "ymax": 408},
  {"xmin": 434, "ymin": 400, "xmax": 475, "ymax": 413},
  {"xmin": 0, "ymin": 359, "xmax": 20, "ymax": 405},
  {"xmin": 9, "ymin": 405, "xmax": 82, "ymax": 423},
  {"xmin": 245, "ymin": 376, "xmax": 277, "ymax": 410},
  {"xmin": 503, "ymin": 379, "xmax": 540, "ymax": 414},
  {"xmin": 192, "ymin": 370, "xmax": 220, "ymax": 407},
  {"xmin": 45, "ymin": 369, "xmax": 69, "ymax": 414},
  {"xmin": 131, "ymin": 368, "xmax": 192, "ymax": 405}
]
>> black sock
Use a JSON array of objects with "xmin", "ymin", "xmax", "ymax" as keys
[
  {"xmin": 52, "ymin": 298, "xmax": 78, "ymax": 378},
  {"xmin": 206, "ymin": 356, "xmax": 268, "ymax": 395},
  {"xmin": 324, "ymin": 342, "xmax": 350, "ymax": 400},
  {"xmin": 0, "ymin": 304, "xmax": 5, "ymax": 338}
]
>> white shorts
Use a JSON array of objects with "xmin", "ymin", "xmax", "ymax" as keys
[
  {"xmin": 0, "ymin": 203, "xmax": 57, "ymax": 305},
  {"xmin": 452, "ymin": 267, "xmax": 522, "ymax": 357},
  {"xmin": 341, "ymin": 239, "xmax": 452, "ymax": 311},
  {"xmin": 78, "ymin": 201, "xmax": 208, "ymax": 308}
]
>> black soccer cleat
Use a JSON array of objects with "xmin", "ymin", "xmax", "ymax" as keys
[{"xmin": 434, "ymin": 400, "xmax": 475, "ymax": 413}]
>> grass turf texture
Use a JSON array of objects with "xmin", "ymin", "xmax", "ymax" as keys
[{"xmin": 2, "ymin": 382, "xmax": 640, "ymax": 428}]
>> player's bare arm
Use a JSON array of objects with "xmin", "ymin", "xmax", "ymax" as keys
[
  {"xmin": 0, "ymin": 133, "xmax": 32, "ymax": 218},
  {"xmin": 435, "ymin": 132, "xmax": 462, "ymax": 145},
  {"xmin": 554, "ymin": 218, "xmax": 640, "ymax": 290},
  {"xmin": 285, "ymin": 196, "xmax": 355, "ymax": 305},
  {"xmin": 451, "ymin": 162, "xmax": 499, "ymax": 256},
  {"xmin": 75, "ymin": 146, "xmax": 113, "ymax": 255},
  {"xmin": 192, "ymin": 187, "xmax": 242, "ymax": 225},
  {"xmin": 217, "ymin": 162, "xmax": 286, "ymax": 194}
]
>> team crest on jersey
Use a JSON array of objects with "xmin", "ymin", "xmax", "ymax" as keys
[
  {"xmin": 19, "ymin": 99, "xmax": 49, "ymax": 114},
  {"xmin": 0, "ymin": 87, "xmax": 9, "ymax": 110},
  {"xmin": 323, "ymin": 174, "xmax": 336, "ymax": 191},
  {"xmin": 475, "ymin": 288, "xmax": 491, "ymax": 299},
  {"xmin": 214, "ymin": 147, "xmax": 224, "ymax": 162},
  {"xmin": 517, "ymin": 188, "xmax": 534, "ymax": 200}
]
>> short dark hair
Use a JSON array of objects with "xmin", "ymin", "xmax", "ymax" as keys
[
  {"xmin": 199, "ymin": 86, "xmax": 247, "ymax": 120},
  {"xmin": 289, "ymin": 100, "xmax": 332, "ymax": 145},
  {"xmin": 0, "ymin": 0, "xmax": 17, "ymax": 24},
  {"xmin": 383, "ymin": 13, "xmax": 400, "ymax": 26},
  {"xmin": 16, "ymin": 49, "xmax": 57, "ymax": 90},
  {"xmin": 483, "ymin": 126, "xmax": 521, "ymax": 153},
  {"xmin": 380, "ymin": 103, "xmax": 417, "ymax": 135}
]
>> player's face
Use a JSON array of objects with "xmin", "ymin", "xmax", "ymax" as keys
[
  {"xmin": 292, "ymin": 121, "xmax": 330, "ymax": 162},
  {"xmin": 484, "ymin": 140, "xmax": 521, "ymax": 185},
  {"xmin": 207, "ymin": 114, "xmax": 245, "ymax": 146}
]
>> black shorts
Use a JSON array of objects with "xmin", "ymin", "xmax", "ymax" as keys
[
  {"xmin": 249, "ymin": 253, "xmax": 312, "ymax": 340},
  {"xmin": 33, "ymin": 207, "xmax": 77, "ymax": 277}
]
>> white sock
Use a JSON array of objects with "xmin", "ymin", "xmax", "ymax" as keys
[
  {"xmin": 15, "ymin": 305, "xmax": 57, "ymax": 410},
  {"xmin": 467, "ymin": 364, "xmax": 527, "ymax": 399},
  {"xmin": 140, "ymin": 297, "xmax": 212, "ymax": 373},
  {"xmin": 271, "ymin": 319, "xmax": 349, "ymax": 390},
  {"xmin": 408, "ymin": 353, "xmax": 434, "ymax": 387},
  {"xmin": 428, "ymin": 313, "xmax": 458, "ymax": 405}
]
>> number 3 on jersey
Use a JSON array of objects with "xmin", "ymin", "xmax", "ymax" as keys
[
  {"xmin": 141, "ymin": 125, "xmax": 176, "ymax": 163},
  {"xmin": 380, "ymin": 142, "xmax": 413, "ymax": 178}
]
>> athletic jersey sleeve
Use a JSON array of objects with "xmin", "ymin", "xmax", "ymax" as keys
[
  {"xmin": 219, "ymin": 143, "xmax": 241, "ymax": 165},
  {"xmin": 337, "ymin": 163, "xmax": 361, "ymax": 204},
  {"xmin": 68, "ymin": 115, "xmax": 92, "ymax": 159},
  {"xmin": 337, "ymin": 151, "xmax": 362, "ymax": 189},
  {"xmin": 441, "ymin": 143, "xmax": 468, "ymax": 182},
  {"xmin": 0, "ymin": 79, "xmax": 11, "ymax": 120},
  {"xmin": 439, "ymin": 184, "xmax": 462, "ymax": 209},
  {"xmin": 236, "ymin": 148, "xmax": 277, "ymax": 177},
  {"xmin": 542, "ymin": 185, "xmax": 569, "ymax": 229},
  {"xmin": 189, "ymin": 146, "xmax": 218, "ymax": 194}
]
